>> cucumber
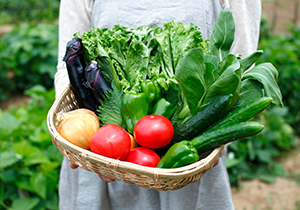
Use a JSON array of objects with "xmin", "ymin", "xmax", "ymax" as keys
[
  {"xmin": 191, "ymin": 121, "xmax": 264, "ymax": 154},
  {"xmin": 206, "ymin": 97, "xmax": 272, "ymax": 132},
  {"xmin": 172, "ymin": 94, "xmax": 233, "ymax": 143}
]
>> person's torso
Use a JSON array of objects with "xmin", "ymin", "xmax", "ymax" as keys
[{"xmin": 91, "ymin": 0, "xmax": 222, "ymax": 40}]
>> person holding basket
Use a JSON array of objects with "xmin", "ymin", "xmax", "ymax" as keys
[{"xmin": 55, "ymin": 0, "xmax": 262, "ymax": 209}]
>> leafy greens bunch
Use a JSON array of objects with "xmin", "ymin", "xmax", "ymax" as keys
[{"xmin": 75, "ymin": 10, "xmax": 283, "ymax": 128}]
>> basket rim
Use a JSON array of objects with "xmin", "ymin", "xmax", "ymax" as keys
[{"xmin": 47, "ymin": 85, "xmax": 224, "ymax": 179}]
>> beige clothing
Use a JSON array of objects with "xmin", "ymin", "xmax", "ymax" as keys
[{"xmin": 55, "ymin": 1, "xmax": 261, "ymax": 209}]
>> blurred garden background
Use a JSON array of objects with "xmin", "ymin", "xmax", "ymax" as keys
[{"xmin": 0, "ymin": 0, "xmax": 299, "ymax": 209}]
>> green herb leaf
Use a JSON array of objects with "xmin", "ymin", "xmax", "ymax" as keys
[
  {"xmin": 0, "ymin": 151, "xmax": 22, "ymax": 169},
  {"xmin": 30, "ymin": 173, "xmax": 47, "ymax": 199},
  {"xmin": 11, "ymin": 140, "xmax": 35, "ymax": 157},
  {"xmin": 225, "ymin": 157, "xmax": 243, "ymax": 169},
  {"xmin": 202, "ymin": 58, "xmax": 241, "ymax": 109},
  {"xmin": 232, "ymin": 79, "xmax": 263, "ymax": 109},
  {"xmin": 98, "ymin": 84, "xmax": 124, "ymax": 127},
  {"xmin": 0, "ymin": 112, "xmax": 20, "ymax": 132},
  {"xmin": 243, "ymin": 62, "xmax": 283, "ymax": 107},
  {"xmin": 11, "ymin": 197, "xmax": 40, "ymax": 210},
  {"xmin": 209, "ymin": 10, "xmax": 235, "ymax": 61},
  {"xmin": 239, "ymin": 50, "xmax": 263, "ymax": 72},
  {"xmin": 23, "ymin": 149, "xmax": 50, "ymax": 166},
  {"xmin": 175, "ymin": 48, "xmax": 206, "ymax": 115}
]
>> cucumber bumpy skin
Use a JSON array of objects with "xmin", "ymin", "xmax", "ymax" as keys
[
  {"xmin": 172, "ymin": 94, "xmax": 233, "ymax": 143},
  {"xmin": 191, "ymin": 121, "xmax": 264, "ymax": 154},
  {"xmin": 206, "ymin": 96, "xmax": 272, "ymax": 132}
]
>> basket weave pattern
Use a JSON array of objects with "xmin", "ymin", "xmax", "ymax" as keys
[{"xmin": 47, "ymin": 86, "xmax": 224, "ymax": 191}]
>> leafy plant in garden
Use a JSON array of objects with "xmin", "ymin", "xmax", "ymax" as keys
[
  {"xmin": 0, "ymin": 24, "xmax": 58, "ymax": 100},
  {"xmin": 0, "ymin": 85, "xmax": 62, "ymax": 210},
  {"xmin": 257, "ymin": 26, "xmax": 300, "ymax": 135},
  {"xmin": 0, "ymin": 0, "xmax": 60, "ymax": 25},
  {"xmin": 226, "ymin": 106, "xmax": 297, "ymax": 186}
]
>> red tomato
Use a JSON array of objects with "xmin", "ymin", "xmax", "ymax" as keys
[
  {"xmin": 90, "ymin": 124, "xmax": 131, "ymax": 160},
  {"xmin": 133, "ymin": 114, "xmax": 174, "ymax": 149},
  {"xmin": 125, "ymin": 147, "xmax": 161, "ymax": 167}
]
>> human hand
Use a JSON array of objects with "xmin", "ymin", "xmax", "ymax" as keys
[
  {"xmin": 69, "ymin": 162, "xmax": 115, "ymax": 182},
  {"xmin": 212, "ymin": 156, "xmax": 219, "ymax": 168},
  {"xmin": 207, "ymin": 155, "xmax": 220, "ymax": 170}
]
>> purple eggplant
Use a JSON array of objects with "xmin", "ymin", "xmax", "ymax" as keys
[
  {"xmin": 63, "ymin": 37, "xmax": 100, "ymax": 113},
  {"xmin": 83, "ymin": 61, "xmax": 111, "ymax": 101}
]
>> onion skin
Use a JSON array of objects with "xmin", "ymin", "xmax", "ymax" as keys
[
  {"xmin": 57, "ymin": 109, "xmax": 100, "ymax": 149},
  {"xmin": 128, "ymin": 134, "xmax": 139, "ymax": 150}
]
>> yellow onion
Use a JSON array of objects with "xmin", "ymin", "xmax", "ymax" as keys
[
  {"xmin": 129, "ymin": 134, "xmax": 139, "ymax": 150},
  {"xmin": 57, "ymin": 109, "xmax": 100, "ymax": 149}
]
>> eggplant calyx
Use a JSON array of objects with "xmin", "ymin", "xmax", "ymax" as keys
[{"xmin": 63, "ymin": 37, "xmax": 83, "ymax": 62}]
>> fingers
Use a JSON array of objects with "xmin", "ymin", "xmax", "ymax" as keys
[
  {"xmin": 69, "ymin": 162, "xmax": 115, "ymax": 182},
  {"xmin": 213, "ymin": 157, "xmax": 219, "ymax": 167},
  {"xmin": 208, "ymin": 156, "xmax": 220, "ymax": 170},
  {"xmin": 99, "ymin": 175, "xmax": 115, "ymax": 182},
  {"xmin": 69, "ymin": 162, "xmax": 79, "ymax": 169}
]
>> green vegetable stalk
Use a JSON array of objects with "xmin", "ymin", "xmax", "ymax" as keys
[
  {"xmin": 152, "ymin": 98, "xmax": 176, "ymax": 119},
  {"xmin": 157, "ymin": 140, "xmax": 200, "ymax": 168},
  {"xmin": 121, "ymin": 92, "xmax": 149, "ymax": 133}
]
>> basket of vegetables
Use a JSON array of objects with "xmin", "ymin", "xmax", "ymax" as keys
[{"xmin": 47, "ymin": 11, "xmax": 283, "ymax": 191}]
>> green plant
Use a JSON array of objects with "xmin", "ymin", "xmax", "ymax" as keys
[
  {"xmin": 0, "ymin": 0, "xmax": 60, "ymax": 25},
  {"xmin": 0, "ymin": 24, "xmax": 58, "ymax": 100},
  {"xmin": 295, "ymin": 200, "xmax": 300, "ymax": 210},
  {"xmin": 0, "ymin": 85, "xmax": 62, "ymax": 210},
  {"xmin": 226, "ymin": 106, "xmax": 297, "ymax": 186},
  {"xmin": 257, "ymin": 26, "xmax": 300, "ymax": 135}
]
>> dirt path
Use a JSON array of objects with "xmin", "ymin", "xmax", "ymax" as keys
[
  {"xmin": 232, "ymin": 177, "xmax": 300, "ymax": 210},
  {"xmin": 262, "ymin": 0, "xmax": 300, "ymax": 34},
  {"xmin": 232, "ymin": 140, "xmax": 300, "ymax": 210},
  {"xmin": 0, "ymin": 94, "xmax": 30, "ymax": 110}
]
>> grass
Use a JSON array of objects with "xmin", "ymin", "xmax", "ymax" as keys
[{"xmin": 295, "ymin": 200, "xmax": 300, "ymax": 210}]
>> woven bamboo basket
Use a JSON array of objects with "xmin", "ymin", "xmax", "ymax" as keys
[{"xmin": 47, "ymin": 85, "xmax": 224, "ymax": 191}]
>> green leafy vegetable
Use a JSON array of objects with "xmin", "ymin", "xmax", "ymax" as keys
[
  {"xmin": 175, "ymin": 48, "xmax": 207, "ymax": 115},
  {"xmin": 209, "ymin": 10, "xmax": 235, "ymax": 61},
  {"xmin": 243, "ymin": 63, "xmax": 283, "ymax": 107},
  {"xmin": 76, "ymin": 10, "xmax": 283, "ymax": 129},
  {"xmin": 239, "ymin": 50, "xmax": 263, "ymax": 72},
  {"xmin": 98, "ymin": 84, "xmax": 124, "ymax": 127}
]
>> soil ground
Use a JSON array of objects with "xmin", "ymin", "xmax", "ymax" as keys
[
  {"xmin": 262, "ymin": 0, "xmax": 300, "ymax": 34},
  {"xmin": 0, "ymin": 94, "xmax": 30, "ymax": 110},
  {"xmin": 232, "ymin": 139, "xmax": 300, "ymax": 210},
  {"xmin": 1, "ymin": 1, "xmax": 300, "ymax": 209}
]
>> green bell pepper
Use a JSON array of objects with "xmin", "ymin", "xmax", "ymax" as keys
[
  {"xmin": 141, "ymin": 80, "xmax": 161, "ymax": 106},
  {"xmin": 152, "ymin": 98, "xmax": 176, "ymax": 119},
  {"xmin": 121, "ymin": 92, "xmax": 149, "ymax": 133},
  {"xmin": 156, "ymin": 140, "xmax": 200, "ymax": 168}
]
